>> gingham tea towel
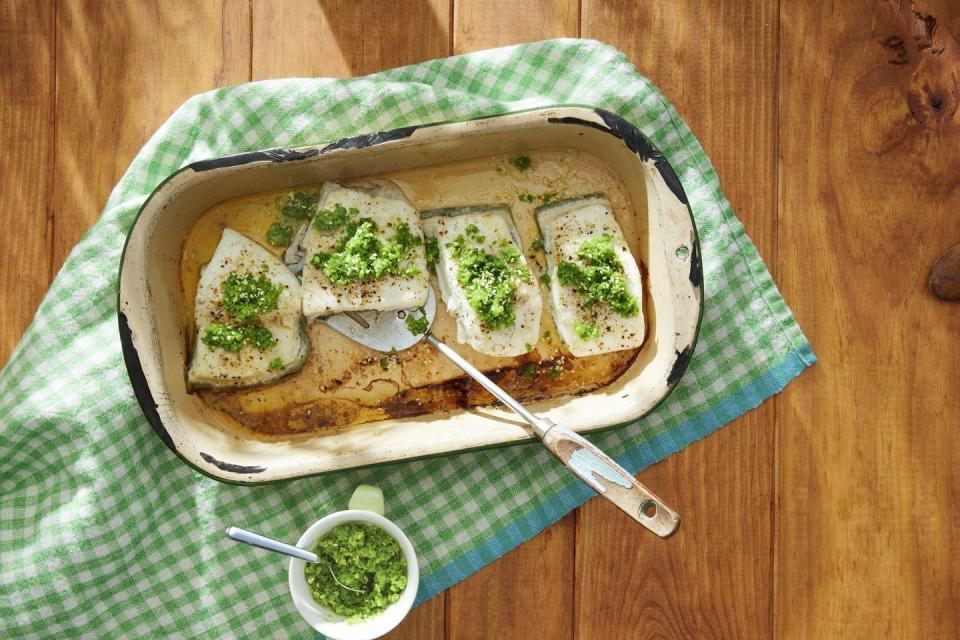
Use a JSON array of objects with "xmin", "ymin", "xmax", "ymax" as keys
[{"xmin": 0, "ymin": 39, "xmax": 815, "ymax": 638}]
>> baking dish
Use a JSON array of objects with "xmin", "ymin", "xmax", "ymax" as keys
[{"xmin": 118, "ymin": 106, "xmax": 703, "ymax": 483}]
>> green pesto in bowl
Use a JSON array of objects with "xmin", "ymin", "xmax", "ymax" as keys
[{"xmin": 304, "ymin": 522, "xmax": 408, "ymax": 621}]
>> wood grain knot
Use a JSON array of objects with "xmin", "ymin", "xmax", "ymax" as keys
[
  {"xmin": 884, "ymin": 1, "xmax": 960, "ymax": 127},
  {"xmin": 882, "ymin": 36, "xmax": 909, "ymax": 65},
  {"xmin": 929, "ymin": 244, "xmax": 960, "ymax": 301}
]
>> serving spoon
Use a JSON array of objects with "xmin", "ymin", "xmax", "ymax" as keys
[
  {"xmin": 225, "ymin": 527, "xmax": 368, "ymax": 593},
  {"xmin": 323, "ymin": 287, "xmax": 681, "ymax": 537}
]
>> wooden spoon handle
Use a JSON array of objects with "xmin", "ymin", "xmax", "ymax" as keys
[
  {"xmin": 425, "ymin": 334, "xmax": 679, "ymax": 536},
  {"xmin": 541, "ymin": 425, "xmax": 681, "ymax": 537}
]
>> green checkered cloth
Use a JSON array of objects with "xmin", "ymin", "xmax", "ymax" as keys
[{"xmin": 0, "ymin": 39, "xmax": 814, "ymax": 638}]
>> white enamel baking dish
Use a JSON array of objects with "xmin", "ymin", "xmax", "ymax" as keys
[{"xmin": 118, "ymin": 106, "xmax": 703, "ymax": 483}]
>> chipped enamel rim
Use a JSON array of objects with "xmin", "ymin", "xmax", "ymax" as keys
[{"xmin": 117, "ymin": 106, "xmax": 704, "ymax": 484}]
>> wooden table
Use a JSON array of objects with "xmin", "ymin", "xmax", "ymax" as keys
[{"xmin": 3, "ymin": 1, "xmax": 957, "ymax": 637}]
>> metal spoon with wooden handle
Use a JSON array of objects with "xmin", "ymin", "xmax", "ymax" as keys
[{"xmin": 323, "ymin": 288, "xmax": 681, "ymax": 537}]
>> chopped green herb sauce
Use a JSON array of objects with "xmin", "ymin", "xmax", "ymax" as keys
[
  {"xmin": 510, "ymin": 155, "xmax": 532, "ymax": 171},
  {"xmin": 202, "ymin": 323, "xmax": 277, "ymax": 353},
  {"xmin": 303, "ymin": 522, "xmax": 407, "ymax": 622},
  {"xmin": 525, "ymin": 342, "xmax": 534, "ymax": 352},
  {"xmin": 548, "ymin": 362, "xmax": 564, "ymax": 380},
  {"xmin": 266, "ymin": 220, "xmax": 295, "ymax": 246},
  {"xmin": 556, "ymin": 235, "xmax": 639, "ymax": 317},
  {"xmin": 518, "ymin": 192, "xmax": 557, "ymax": 204},
  {"xmin": 222, "ymin": 272, "xmax": 283, "ymax": 324},
  {"xmin": 313, "ymin": 203, "xmax": 358, "ymax": 232},
  {"xmin": 575, "ymin": 322, "xmax": 600, "ymax": 340},
  {"xmin": 379, "ymin": 356, "xmax": 395, "ymax": 370},
  {"xmin": 312, "ymin": 218, "xmax": 421, "ymax": 285},
  {"xmin": 531, "ymin": 238, "xmax": 544, "ymax": 250},
  {"xmin": 405, "ymin": 308, "xmax": 429, "ymax": 336},
  {"xmin": 463, "ymin": 223, "xmax": 485, "ymax": 244},
  {"xmin": 202, "ymin": 271, "xmax": 284, "ymax": 354},
  {"xmin": 424, "ymin": 236, "xmax": 439, "ymax": 264},
  {"xmin": 282, "ymin": 191, "xmax": 319, "ymax": 220},
  {"xmin": 520, "ymin": 362, "xmax": 538, "ymax": 379},
  {"xmin": 448, "ymin": 232, "xmax": 531, "ymax": 330},
  {"xmin": 539, "ymin": 273, "xmax": 551, "ymax": 285},
  {"xmin": 268, "ymin": 357, "xmax": 284, "ymax": 370},
  {"xmin": 266, "ymin": 191, "xmax": 318, "ymax": 246}
]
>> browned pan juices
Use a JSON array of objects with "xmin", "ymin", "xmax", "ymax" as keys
[{"xmin": 181, "ymin": 149, "xmax": 647, "ymax": 438}]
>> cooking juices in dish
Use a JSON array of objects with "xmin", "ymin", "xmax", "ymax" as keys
[{"xmin": 180, "ymin": 149, "xmax": 648, "ymax": 437}]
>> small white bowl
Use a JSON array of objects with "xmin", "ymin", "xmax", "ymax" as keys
[{"xmin": 288, "ymin": 510, "xmax": 419, "ymax": 640}]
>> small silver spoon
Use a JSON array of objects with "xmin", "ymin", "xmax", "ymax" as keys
[{"xmin": 225, "ymin": 526, "xmax": 367, "ymax": 593}]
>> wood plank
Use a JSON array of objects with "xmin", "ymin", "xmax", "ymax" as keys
[
  {"xmin": 453, "ymin": 0, "xmax": 578, "ymax": 53},
  {"xmin": 775, "ymin": 0, "xmax": 960, "ymax": 637},
  {"xmin": 52, "ymin": 0, "xmax": 250, "ymax": 272},
  {"xmin": 578, "ymin": 1, "xmax": 779, "ymax": 638},
  {"xmin": 251, "ymin": 0, "xmax": 451, "ymax": 79},
  {"xmin": 447, "ymin": 513, "xmax": 576, "ymax": 639},
  {"xmin": 0, "ymin": 0, "xmax": 55, "ymax": 366},
  {"xmin": 383, "ymin": 597, "xmax": 446, "ymax": 640},
  {"xmin": 444, "ymin": 2, "xmax": 579, "ymax": 638}
]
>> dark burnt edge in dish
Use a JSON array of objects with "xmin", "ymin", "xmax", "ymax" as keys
[
  {"xmin": 118, "ymin": 105, "xmax": 704, "ymax": 485},
  {"xmin": 199, "ymin": 452, "xmax": 266, "ymax": 474}
]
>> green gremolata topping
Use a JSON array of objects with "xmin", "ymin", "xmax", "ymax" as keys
[
  {"xmin": 201, "ymin": 323, "xmax": 277, "ymax": 353},
  {"xmin": 404, "ymin": 308, "xmax": 429, "ymax": 336},
  {"xmin": 312, "ymin": 202, "xmax": 358, "ymax": 232},
  {"xmin": 574, "ymin": 322, "xmax": 600, "ymax": 340},
  {"xmin": 424, "ymin": 236, "xmax": 439, "ymax": 264},
  {"xmin": 221, "ymin": 272, "xmax": 283, "ymax": 324},
  {"xmin": 447, "ymin": 232, "xmax": 531, "ymax": 330},
  {"xmin": 557, "ymin": 234, "xmax": 639, "ymax": 317},
  {"xmin": 282, "ymin": 191, "xmax": 319, "ymax": 220},
  {"xmin": 266, "ymin": 220, "xmax": 294, "ymax": 246},
  {"xmin": 510, "ymin": 155, "xmax": 532, "ymax": 171},
  {"xmin": 267, "ymin": 191, "xmax": 318, "ymax": 247},
  {"xmin": 311, "ymin": 218, "xmax": 422, "ymax": 285}
]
